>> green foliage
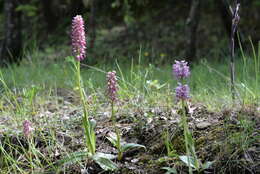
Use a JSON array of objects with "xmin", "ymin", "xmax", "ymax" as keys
[
  {"xmin": 107, "ymin": 133, "xmax": 146, "ymax": 152},
  {"xmin": 163, "ymin": 130, "xmax": 177, "ymax": 157},
  {"xmin": 121, "ymin": 143, "xmax": 146, "ymax": 152},
  {"xmin": 1, "ymin": 45, "xmax": 259, "ymax": 109},
  {"xmin": 57, "ymin": 56, "xmax": 118, "ymax": 172},
  {"xmin": 92, "ymin": 152, "xmax": 118, "ymax": 171},
  {"xmin": 161, "ymin": 167, "xmax": 177, "ymax": 174},
  {"xmin": 72, "ymin": 57, "xmax": 96, "ymax": 155},
  {"xmin": 179, "ymin": 156, "xmax": 213, "ymax": 172},
  {"xmin": 253, "ymin": 1, "xmax": 260, "ymax": 6},
  {"xmin": 0, "ymin": 45, "xmax": 259, "ymax": 173},
  {"xmin": 179, "ymin": 101, "xmax": 199, "ymax": 174},
  {"xmin": 16, "ymin": 4, "xmax": 37, "ymax": 17},
  {"xmin": 111, "ymin": 0, "xmax": 149, "ymax": 26},
  {"xmin": 107, "ymin": 100, "xmax": 146, "ymax": 160},
  {"xmin": 58, "ymin": 151, "xmax": 118, "ymax": 171},
  {"xmin": 57, "ymin": 151, "xmax": 89, "ymax": 165},
  {"xmin": 179, "ymin": 156, "xmax": 197, "ymax": 169}
]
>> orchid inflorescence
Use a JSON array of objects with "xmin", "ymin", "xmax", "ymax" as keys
[
  {"xmin": 175, "ymin": 83, "xmax": 190, "ymax": 101},
  {"xmin": 71, "ymin": 15, "xmax": 86, "ymax": 61},
  {"xmin": 173, "ymin": 60, "xmax": 190, "ymax": 101},
  {"xmin": 106, "ymin": 70, "xmax": 146, "ymax": 161},
  {"xmin": 56, "ymin": 15, "xmax": 119, "ymax": 171},
  {"xmin": 173, "ymin": 60, "xmax": 190, "ymax": 79},
  {"xmin": 106, "ymin": 71, "xmax": 118, "ymax": 103},
  {"xmin": 23, "ymin": 120, "xmax": 33, "ymax": 138}
]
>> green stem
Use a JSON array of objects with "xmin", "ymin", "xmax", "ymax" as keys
[
  {"xmin": 76, "ymin": 61, "xmax": 95, "ymax": 155},
  {"xmin": 165, "ymin": 129, "xmax": 170, "ymax": 156},
  {"xmin": 181, "ymin": 100, "xmax": 192, "ymax": 174},
  {"xmin": 181, "ymin": 100, "xmax": 193, "ymax": 174},
  {"xmin": 28, "ymin": 138, "xmax": 33, "ymax": 171},
  {"xmin": 76, "ymin": 61, "xmax": 88, "ymax": 119},
  {"xmin": 111, "ymin": 101, "xmax": 122, "ymax": 160},
  {"xmin": 182, "ymin": 100, "xmax": 200, "ymax": 172}
]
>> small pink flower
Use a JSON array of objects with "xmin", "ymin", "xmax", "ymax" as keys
[
  {"xmin": 175, "ymin": 83, "xmax": 190, "ymax": 101},
  {"xmin": 172, "ymin": 60, "xmax": 190, "ymax": 79},
  {"xmin": 71, "ymin": 15, "xmax": 86, "ymax": 61},
  {"xmin": 23, "ymin": 120, "xmax": 33, "ymax": 138},
  {"xmin": 106, "ymin": 71, "xmax": 118, "ymax": 102}
]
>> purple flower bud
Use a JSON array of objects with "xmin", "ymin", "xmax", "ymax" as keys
[
  {"xmin": 106, "ymin": 71, "xmax": 118, "ymax": 102},
  {"xmin": 175, "ymin": 83, "xmax": 190, "ymax": 101},
  {"xmin": 23, "ymin": 120, "xmax": 33, "ymax": 138},
  {"xmin": 71, "ymin": 15, "xmax": 86, "ymax": 61},
  {"xmin": 172, "ymin": 60, "xmax": 190, "ymax": 79}
]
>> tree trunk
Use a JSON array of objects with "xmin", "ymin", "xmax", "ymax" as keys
[
  {"xmin": 0, "ymin": 0, "xmax": 22, "ymax": 65},
  {"xmin": 185, "ymin": 0, "xmax": 200, "ymax": 62},
  {"xmin": 41, "ymin": 0, "xmax": 58, "ymax": 32},
  {"xmin": 89, "ymin": 0, "xmax": 97, "ymax": 49}
]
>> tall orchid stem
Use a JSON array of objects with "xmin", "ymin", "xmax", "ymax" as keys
[
  {"xmin": 181, "ymin": 100, "xmax": 193, "ymax": 174},
  {"xmin": 181, "ymin": 100, "xmax": 200, "ymax": 173},
  {"xmin": 76, "ymin": 61, "xmax": 95, "ymax": 155},
  {"xmin": 111, "ymin": 101, "xmax": 122, "ymax": 160}
]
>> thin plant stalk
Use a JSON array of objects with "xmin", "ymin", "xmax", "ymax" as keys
[
  {"xmin": 181, "ymin": 100, "xmax": 192, "ymax": 174},
  {"xmin": 111, "ymin": 101, "xmax": 122, "ymax": 160},
  {"xmin": 75, "ymin": 60, "xmax": 96, "ymax": 155},
  {"xmin": 230, "ymin": 2, "xmax": 240, "ymax": 102},
  {"xmin": 165, "ymin": 129, "xmax": 170, "ymax": 156},
  {"xmin": 249, "ymin": 37, "xmax": 259, "ymax": 96},
  {"xmin": 230, "ymin": 28, "xmax": 236, "ymax": 101},
  {"xmin": 238, "ymin": 33, "xmax": 248, "ymax": 104}
]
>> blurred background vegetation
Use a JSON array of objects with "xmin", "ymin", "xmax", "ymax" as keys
[{"xmin": 0, "ymin": 0, "xmax": 259, "ymax": 65}]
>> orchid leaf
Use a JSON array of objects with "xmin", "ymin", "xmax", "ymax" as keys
[
  {"xmin": 121, "ymin": 143, "xmax": 146, "ymax": 152},
  {"xmin": 92, "ymin": 153, "xmax": 118, "ymax": 171},
  {"xmin": 93, "ymin": 152, "xmax": 117, "ymax": 160},
  {"xmin": 57, "ymin": 151, "xmax": 88, "ymax": 166},
  {"xmin": 161, "ymin": 167, "xmax": 177, "ymax": 174},
  {"xmin": 179, "ymin": 155, "xmax": 196, "ymax": 169},
  {"xmin": 202, "ymin": 161, "xmax": 213, "ymax": 170},
  {"xmin": 106, "ymin": 135, "xmax": 117, "ymax": 147}
]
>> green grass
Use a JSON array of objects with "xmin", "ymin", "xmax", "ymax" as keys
[
  {"xmin": 0, "ymin": 45, "xmax": 259, "ymax": 173},
  {"xmin": 1, "ymin": 46, "xmax": 259, "ymax": 110}
]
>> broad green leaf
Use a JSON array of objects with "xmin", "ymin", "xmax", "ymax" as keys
[
  {"xmin": 106, "ymin": 136, "xmax": 117, "ymax": 147},
  {"xmin": 92, "ymin": 154, "xmax": 118, "ymax": 171},
  {"xmin": 157, "ymin": 156, "xmax": 173, "ymax": 163},
  {"xmin": 93, "ymin": 152, "xmax": 117, "ymax": 160},
  {"xmin": 202, "ymin": 161, "xmax": 213, "ymax": 169},
  {"xmin": 179, "ymin": 155, "xmax": 196, "ymax": 169},
  {"xmin": 57, "ymin": 151, "xmax": 88, "ymax": 166},
  {"xmin": 161, "ymin": 167, "xmax": 177, "ymax": 174},
  {"xmin": 121, "ymin": 143, "xmax": 146, "ymax": 152}
]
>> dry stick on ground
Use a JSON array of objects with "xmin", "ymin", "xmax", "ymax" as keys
[{"xmin": 230, "ymin": 1, "xmax": 240, "ymax": 102}]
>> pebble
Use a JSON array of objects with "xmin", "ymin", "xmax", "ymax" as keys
[{"xmin": 196, "ymin": 121, "xmax": 212, "ymax": 130}]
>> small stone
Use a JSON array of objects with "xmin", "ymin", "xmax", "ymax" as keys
[
  {"xmin": 131, "ymin": 158, "xmax": 139, "ymax": 163},
  {"xmin": 196, "ymin": 121, "xmax": 212, "ymax": 130}
]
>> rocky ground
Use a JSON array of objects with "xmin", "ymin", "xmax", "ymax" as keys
[{"xmin": 1, "ymin": 88, "xmax": 259, "ymax": 173}]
